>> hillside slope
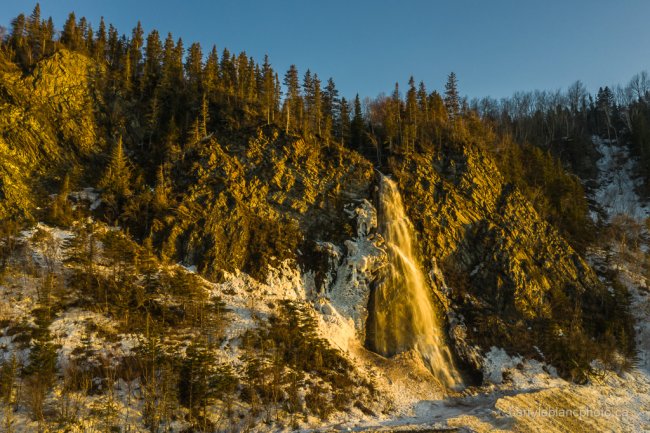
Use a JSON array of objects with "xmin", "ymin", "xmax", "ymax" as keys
[{"xmin": 0, "ymin": 48, "xmax": 641, "ymax": 431}]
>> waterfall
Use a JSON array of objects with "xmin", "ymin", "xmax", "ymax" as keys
[{"xmin": 368, "ymin": 175, "xmax": 462, "ymax": 388}]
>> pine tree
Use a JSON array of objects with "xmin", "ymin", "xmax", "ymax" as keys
[
  {"xmin": 129, "ymin": 21, "xmax": 144, "ymax": 88},
  {"xmin": 260, "ymin": 55, "xmax": 275, "ymax": 124},
  {"xmin": 153, "ymin": 164, "xmax": 171, "ymax": 212},
  {"xmin": 351, "ymin": 94, "xmax": 365, "ymax": 151},
  {"xmin": 220, "ymin": 48, "xmax": 236, "ymax": 96},
  {"xmin": 235, "ymin": 51, "xmax": 249, "ymax": 99},
  {"xmin": 9, "ymin": 13, "xmax": 26, "ymax": 65},
  {"xmin": 303, "ymin": 69, "xmax": 314, "ymax": 133},
  {"xmin": 26, "ymin": 4, "xmax": 42, "ymax": 64},
  {"xmin": 99, "ymin": 137, "xmax": 133, "ymax": 220},
  {"xmin": 338, "ymin": 97, "xmax": 351, "ymax": 146},
  {"xmin": 200, "ymin": 93, "xmax": 209, "ymax": 137},
  {"xmin": 203, "ymin": 45, "xmax": 220, "ymax": 97},
  {"xmin": 77, "ymin": 16, "xmax": 89, "ymax": 53},
  {"xmin": 322, "ymin": 78, "xmax": 339, "ymax": 142},
  {"xmin": 312, "ymin": 74, "xmax": 323, "ymax": 135},
  {"xmin": 444, "ymin": 72, "xmax": 460, "ymax": 122},
  {"xmin": 283, "ymin": 65, "xmax": 301, "ymax": 133},
  {"xmin": 186, "ymin": 42, "xmax": 204, "ymax": 102},
  {"xmin": 93, "ymin": 17, "xmax": 107, "ymax": 63},
  {"xmin": 143, "ymin": 30, "xmax": 162, "ymax": 95},
  {"xmin": 60, "ymin": 12, "xmax": 79, "ymax": 51}
]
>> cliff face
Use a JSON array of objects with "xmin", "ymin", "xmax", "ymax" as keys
[
  {"xmin": 0, "ymin": 50, "xmax": 100, "ymax": 219},
  {"xmin": 154, "ymin": 126, "xmax": 375, "ymax": 281},
  {"xmin": 0, "ymin": 49, "xmax": 633, "ymax": 381},
  {"xmin": 391, "ymin": 143, "xmax": 631, "ymax": 378}
]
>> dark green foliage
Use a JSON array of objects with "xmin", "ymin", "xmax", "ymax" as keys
[
  {"xmin": 178, "ymin": 342, "xmax": 238, "ymax": 424},
  {"xmin": 98, "ymin": 137, "xmax": 133, "ymax": 221},
  {"xmin": 492, "ymin": 140, "xmax": 594, "ymax": 251},
  {"xmin": 243, "ymin": 301, "xmax": 376, "ymax": 417},
  {"xmin": 444, "ymin": 72, "xmax": 460, "ymax": 122}
]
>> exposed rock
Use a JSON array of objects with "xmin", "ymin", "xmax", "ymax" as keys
[
  {"xmin": 0, "ymin": 50, "xmax": 101, "ymax": 219},
  {"xmin": 391, "ymin": 143, "xmax": 621, "ymax": 376}
]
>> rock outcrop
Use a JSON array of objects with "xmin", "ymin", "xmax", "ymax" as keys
[
  {"xmin": 390, "ymin": 143, "xmax": 628, "ymax": 378},
  {"xmin": 0, "ymin": 50, "xmax": 100, "ymax": 219}
]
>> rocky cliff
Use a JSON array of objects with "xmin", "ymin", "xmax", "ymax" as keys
[
  {"xmin": 390, "ymin": 143, "xmax": 633, "ymax": 378},
  {"xmin": 0, "ymin": 50, "xmax": 100, "ymax": 219},
  {"xmin": 0, "ymin": 49, "xmax": 634, "ymax": 383}
]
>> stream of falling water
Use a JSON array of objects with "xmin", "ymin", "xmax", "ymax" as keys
[{"xmin": 369, "ymin": 176, "xmax": 463, "ymax": 388}]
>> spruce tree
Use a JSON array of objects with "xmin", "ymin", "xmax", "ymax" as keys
[
  {"xmin": 26, "ymin": 4, "xmax": 42, "ymax": 64},
  {"xmin": 283, "ymin": 65, "xmax": 301, "ymax": 133},
  {"xmin": 129, "ymin": 21, "xmax": 144, "ymax": 88},
  {"xmin": 99, "ymin": 137, "xmax": 133, "ymax": 220},
  {"xmin": 444, "ymin": 72, "xmax": 460, "ymax": 122},
  {"xmin": 323, "ymin": 78, "xmax": 339, "ymax": 142},
  {"xmin": 260, "ymin": 55, "xmax": 275, "ymax": 124},
  {"xmin": 60, "ymin": 12, "xmax": 79, "ymax": 51},
  {"xmin": 313, "ymin": 74, "xmax": 322, "ymax": 135},
  {"xmin": 143, "ymin": 29, "xmax": 163, "ymax": 93},
  {"xmin": 338, "ymin": 97, "xmax": 351, "ymax": 145},
  {"xmin": 203, "ymin": 45, "xmax": 220, "ymax": 97},
  {"xmin": 351, "ymin": 94, "xmax": 365, "ymax": 151},
  {"xmin": 93, "ymin": 17, "xmax": 107, "ymax": 63},
  {"xmin": 185, "ymin": 42, "xmax": 204, "ymax": 102}
]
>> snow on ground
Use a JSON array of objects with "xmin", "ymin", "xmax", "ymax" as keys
[
  {"xmin": 304, "ymin": 136, "xmax": 650, "ymax": 432},
  {"xmin": 4, "ymin": 141, "xmax": 650, "ymax": 432},
  {"xmin": 592, "ymin": 135, "xmax": 650, "ymax": 222}
]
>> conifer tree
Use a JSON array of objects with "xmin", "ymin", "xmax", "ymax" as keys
[
  {"xmin": 10, "ymin": 13, "xmax": 26, "ymax": 65},
  {"xmin": 77, "ymin": 16, "xmax": 89, "ymax": 53},
  {"xmin": 313, "ymin": 74, "xmax": 323, "ymax": 135},
  {"xmin": 338, "ymin": 97, "xmax": 351, "ymax": 145},
  {"xmin": 153, "ymin": 164, "xmax": 171, "ymax": 213},
  {"xmin": 99, "ymin": 137, "xmax": 133, "ymax": 220},
  {"xmin": 129, "ymin": 21, "xmax": 144, "ymax": 87},
  {"xmin": 260, "ymin": 55, "xmax": 275, "ymax": 124},
  {"xmin": 283, "ymin": 64, "xmax": 301, "ymax": 133},
  {"xmin": 322, "ymin": 78, "xmax": 339, "ymax": 142},
  {"xmin": 203, "ymin": 45, "xmax": 220, "ymax": 97},
  {"xmin": 220, "ymin": 48, "xmax": 236, "ymax": 96},
  {"xmin": 351, "ymin": 94, "xmax": 365, "ymax": 151},
  {"xmin": 60, "ymin": 12, "xmax": 79, "ymax": 51},
  {"xmin": 444, "ymin": 72, "xmax": 460, "ymax": 122},
  {"xmin": 25, "ymin": 4, "xmax": 42, "ymax": 64},
  {"xmin": 185, "ymin": 42, "xmax": 203, "ymax": 102},
  {"xmin": 235, "ymin": 52, "xmax": 249, "ymax": 99},
  {"xmin": 303, "ymin": 69, "xmax": 314, "ymax": 133},
  {"xmin": 93, "ymin": 17, "xmax": 107, "ymax": 63}
]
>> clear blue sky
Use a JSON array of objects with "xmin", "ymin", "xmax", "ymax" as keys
[{"xmin": 2, "ymin": 0, "xmax": 650, "ymax": 100}]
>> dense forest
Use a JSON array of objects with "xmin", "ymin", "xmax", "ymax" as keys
[{"xmin": 0, "ymin": 4, "xmax": 646, "ymax": 432}]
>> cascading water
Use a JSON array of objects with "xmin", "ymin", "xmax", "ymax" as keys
[{"xmin": 368, "ymin": 175, "xmax": 462, "ymax": 388}]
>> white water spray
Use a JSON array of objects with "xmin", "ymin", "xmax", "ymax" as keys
[{"xmin": 369, "ymin": 176, "xmax": 462, "ymax": 388}]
